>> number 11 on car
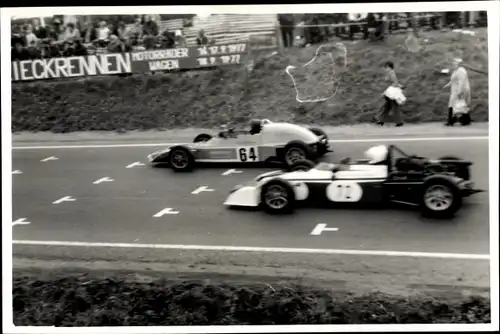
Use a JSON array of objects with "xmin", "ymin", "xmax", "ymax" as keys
[{"xmin": 237, "ymin": 147, "xmax": 259, "ymax": 162}]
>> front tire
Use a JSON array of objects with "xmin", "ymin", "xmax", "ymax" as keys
[
  {"xmin": 168, "ymin": 146, "xmax": 195, "ymax": 172},
  {"xmin": 420, "ymin": 177, "xmax": 462, "ymax": 218},
  {"xmin": 260, "ymin": 179, "xmax": 296, "ymax": 214}
]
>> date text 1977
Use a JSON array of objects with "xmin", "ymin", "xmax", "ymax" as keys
[
  {"xmin": 196, "ymin": 43, "xmax": 247, "ymax": 57},
  {"xmin": 196, "ymin": 55, "xmax": 242, "ymax": 67}
]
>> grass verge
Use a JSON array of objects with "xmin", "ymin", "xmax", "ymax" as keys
[
  {"xmin": 13, "ymin": 272, "xmax": 490, "ymax": 326},
  {"xmin": 11, "ymin": 29, "xmax": 488, "ymax": 133}
]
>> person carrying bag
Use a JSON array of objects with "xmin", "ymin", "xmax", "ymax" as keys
[{"xmin": 376, "ymin": 61, "xmax": 406, "ymax": 127}]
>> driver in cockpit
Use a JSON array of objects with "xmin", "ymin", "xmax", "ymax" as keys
[
  {"xmin": 322, "ymin": 145, "xmax": 389, "ymax": 173},
  {"xmin": 249, "ymin": 119, "xmax": 262, "ymax": 135},
  {"xmin": 364, "ymin": 145, "xmax": 389, "ymax": 165}
]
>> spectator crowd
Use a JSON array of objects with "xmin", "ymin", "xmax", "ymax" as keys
[{"xmin": 11, "ymin": 15, "xmax": 214, "ymax": 61}]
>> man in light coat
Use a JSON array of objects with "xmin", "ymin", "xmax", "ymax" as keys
[{"xmin": 444, "ymin": 58, "xmax": 471, "ymax": 126}]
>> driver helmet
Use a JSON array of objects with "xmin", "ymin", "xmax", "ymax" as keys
[
  {"xmin": 249, "ymin": 119, "xmax": 262, "ymax": 135},
  {"xmin": 364, "ymin": 145, "xmax": 388, "ymax": 164}
]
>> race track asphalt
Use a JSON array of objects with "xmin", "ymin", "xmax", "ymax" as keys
[{"xmin": 11, "ymin": 137, "xmax": 490, "ymax": 255}]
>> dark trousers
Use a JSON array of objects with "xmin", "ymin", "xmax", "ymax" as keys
[
  {"xmin": 281, "ymin": 28, "xmax": 294, "ymax": 48},
  {"xmin": 379, "ymin": 96, "xmax": 402, "ymax": 124},
  {"xmin": 447, "ymin": 107, "xmax": 471, "ymax": 126}
]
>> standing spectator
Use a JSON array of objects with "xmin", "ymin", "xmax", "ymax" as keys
[
  {"xmin": 107, "ymin": 22, "xmax": 118, "ymax": 37},
  {"xmin": 126, "ymin": 16, "xmax": 143, "ymax": 40},
  {"xmin": 116, "ymin": 21, "xmax": 128, "ymax": 40},
  {"xmin": 376, "ymin": 61, "xmax": 405, "ymax": 127},
  {"xmin": 62, "ymin": 23, "xmax": 80, "ymax": 43},
  {"xmin": 27, "ymin": 40, "xmax": 42, "ymax": 59},
  {"xmin": 444, "ymin": 58, "xmax": 471, "ymax": 126},
  {"xmin": 45, "ymin": 39, "xmax": 62, "ymax": 58},
  {"xmin": 96, "ymin": 20, "xmax": 111, "ymax": 42},
  {"xmin": 143, "ymin": 15, "xmax": 159, "ymax": 49},
  {"xmin": 196, "ymin": 29, "xmax": 209, "ymax": 45},
  {"xmin": 32, "ymin": 18, "xmax": 47, "ymax": 39},
  {"xmin": 49, "ymin": 18, "xmax": 65, "ymax": 41},
  {"xmin": 11, "ymin": 25, "xmax": 26, "ymax": 47},
  {"xmin": 161, "ymin": 29, "xmax": 176, "ymax": 48},
  {"xmin": 406, "ymin": 12, "xmax": 420, "ymax": 38},
  {"xmin": 81, "ymin": 21, "xmax": 96, "ymax": 43},
  {"xmin": 12, "ymin": 42, "xmax": 31, "ymax": 61},
  {"xmin": 143, "ymin": 15, "xmax": 159, "ymax": 36},
  {"xmin": 278, "ymin": 14, "xmax": 294, "ymax": 48},
  {"xmin": 174, "ymin": 30, "xmax": 187, "ymax": 47},
  {"xmin": 107, "ymin": 34, "xmax": 131, "ymax": 53},
  {"xmin": 24, "ymin": 24, "xmax": 38, "ymax": 46},
  {"xmin": 72, "ymin": 38, "xmax": 88, "ymax": 56},
  {"xmin": 61, "ymin": 41, "xmax": 75, "ymax": 57}
]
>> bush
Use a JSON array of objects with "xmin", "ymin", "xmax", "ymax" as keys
[
  {"xmin": 11, "ymin": 29, "xmax": 488, "ymax": 133},
  {"xmin": 13, "ymin": 275, "xmax": 490, "ymax": 326}
]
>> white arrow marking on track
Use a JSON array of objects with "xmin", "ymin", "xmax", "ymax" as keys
[
  {"xmin": 13, "ymin": 218, "xmax": 31, "ymax": 226},
  {"xmin": 153, "ymin": 208, "xmax": 180, "ymax": 217},
  {"xmin": 310, "ymin": 223, "xmax": 339, "ymax": 235},
  {"xmin": 52, "ymin": 196, "xmax": 77, "ymax": 204},
  {"xmin": 41, "ymin": 156, "xmax": 58, "ymax": 162},
  {"xmin": 222, "ymin": 169, "xmax": 243, "ymax": 176},
  {"xmin": 126, "ymin": 161, "xmax": 145, "ymax": 168},
  {"xmin": 93, "ymin": 177, "xmax": 114, "ymax": 184},
  {"xmin": 12, "ymin": 170, "xmax": 23, "ymax": 174},
  {"xmin": 191, "ymin": 186, "xmax": 215, "ymax": 195}
]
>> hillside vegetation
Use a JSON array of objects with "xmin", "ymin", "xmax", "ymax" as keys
[
  {"xmin": 12, "ymin": 29, "xmax": 488, "ymax": 133},
  {"xmin": 13, "ymin": 274, "xmax": 490, "ymax": 325}
]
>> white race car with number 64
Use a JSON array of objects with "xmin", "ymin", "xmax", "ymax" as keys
[{"xmin": 146, "ymin": 119, "xmax": 331, "ymax": 172}]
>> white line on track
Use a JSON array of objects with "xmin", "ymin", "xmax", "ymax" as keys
[
  {"xmin": 11, "ymin": 136, "xmax": 489, "ymax": 150},
  {"xmin": 12, "ymin": 240, "xmax": 490, "ymax": 260}
]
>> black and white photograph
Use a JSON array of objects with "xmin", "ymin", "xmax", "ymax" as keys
[{"xmin": 2, "ymin": 2, "xmax": 499, "ymax": 332}]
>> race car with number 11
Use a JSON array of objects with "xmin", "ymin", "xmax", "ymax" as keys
[{"xmin": 224, "ymin": 144, "xmax": 484, "ymax": 218}]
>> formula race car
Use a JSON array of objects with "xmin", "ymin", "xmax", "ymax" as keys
[
  {"xmin": 224, "ymin": 144, "xmax": 484, "ymax": 218},
  {"xmin": 147, "ymin": 119, "xmax": 331, "ymax": 172}
]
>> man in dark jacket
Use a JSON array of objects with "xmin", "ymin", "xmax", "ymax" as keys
[
  {"xmin": 143, "ymin": 15, "xmax": 159, "ymax": 50},
  {"xmin": 11, "ymin": 25, "xmax": 26, "ymax": 47},
  {"xmin": 11, "ymin": 42, "xmax": 31, "ymax": 61},
  {"xmin": 278, "ymin": 14, "xmax": 295, "ymax": 48},
  {"xmin": 72, "ymin": 38, "xmax": 88, "ymax": 56},
  {"xmin": 161, "ymin": 30, "xmax": 176, "ymax": 48},
  {"xmin": 196, "ymin": 29, "xmax": 209, "ymax": 45},
  {"xmin": 32, "ymin": 18, "xmax": 48, "ymax": 39},
  {"xmin": 27, "ymin": 40, "xmax": 42, "ymax": 59}
]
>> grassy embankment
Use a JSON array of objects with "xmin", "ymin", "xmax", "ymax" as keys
[
  {"xmin": 13, "ymin": 273, "xmax": 490, "ymax": 326},
  {"xmin": 11, "ymin": 29, "xmax": 488, "ymax": 133}
]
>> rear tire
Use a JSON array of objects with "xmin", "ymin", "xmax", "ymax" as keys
[
  {"xmin": 260, "ymin": 179, "xmax": 296, "ymax": 214},
  {"xmin": 282, "ymin": 140, "xmax": 315, "ymax": 167},
  {"xmin": 420, "ymin": 177, "xmax": 462, "ymax": 218},
  {"xmin": 193, "ymin": 133, "xmax": 212, "ymax": 143},
  {"xmin": 286, "ymin": 159, "xmax": 316, "ymax": 172},
  {"xmin": 168, "ymin": 146, "xmax": 195, "ymax": 172}
]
